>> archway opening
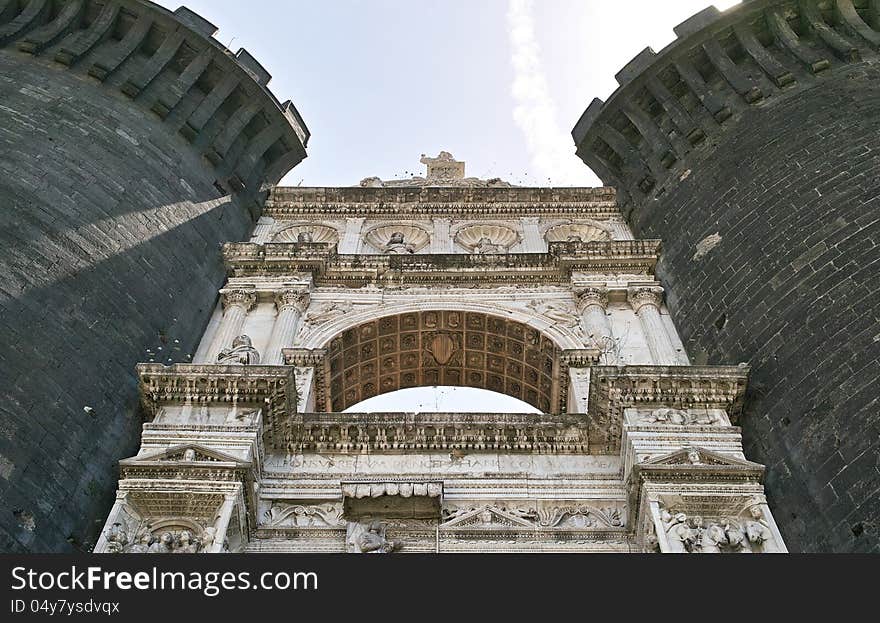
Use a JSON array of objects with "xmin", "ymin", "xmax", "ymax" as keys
[
  {"xmin": 324, "ymin": 310, "xmax": 561, "ymax": 413},
  {"xmin": 342, "ymin": 386, "xmax": 542, "ymax": 414}
]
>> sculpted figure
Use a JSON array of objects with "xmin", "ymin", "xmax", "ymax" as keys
[
  {"xmin": 183, "ymin": 448, "xmax": 196, "ymax": 462},
  {"xmin": 356, "ymin": 521, "xmax": 397, "ymax": 554},
  {"xmin": 104, "ymin": 523, "xmax": 129, "ymax": 554},
  {"xmin": 649, "ymin": 408, "xmax": 692, "ymax": 425},
  {"xmin": 665, "ymin": 512, "xmax": 698, "ymax": 553},
  {"xmin": 702, "ymin": 524, "xmax": 726, "ymax": 553},
  {"xmin": 174, "ymin": 530, "xmax": 200, "ymax": 554},
  {"xmin": 359, "ymin": 176, "xmax": 384, "ymax": 188},
  {"xmin": 686, "ymin": 449, "xmax": 704, "ymax": 465},
  {"xmin": 724, "ymin": 524, "xmax": 748, "ymax": 552},
  {"xmin": 304, "ymin": 301, "xmax": 353, "ymax": 325},
  {"xmin": 217, "ymin": 335, "xmax": 261, "ymax": 365},
  {"xmin": 297, "ymin": 231, "xmax": 314, "ymax": 243},
  {"xmin": 384, "ymin": 232, "xmax": 415, "ymax": 255},
  {"xmin": 566, "ymin": 235, "xmax": 584, "ymax": 243},
  {"xmin": 202, "ymin": 527, "xmax": 217, "ymax": 551},
  {"xmin": 126, "ymin": 528, "xmax": 153, "ymax": 554},
  {"xmin": 687, "ymin": 516, "xmax": 706, "ymax": 552},
  {"xmin": 149, "ymin": 532, "xmax": 174, "ymax": 554},
  {"xmin": 474, "ymin": 237, "xmax": 505, "ymax": 254},
  {"xmin": 744, "ymin": 506, "xmax": 773, "ymax": 550},
  {"xmin": 647, "ymin": 408, "xmax": 721, "ymax": 426},
  {"xmin": 644, "ymin": 526, "xmax": 660, "ymax": 553}
]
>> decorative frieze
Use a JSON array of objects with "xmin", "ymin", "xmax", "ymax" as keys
[
  {"xmin": 278, "ymin": 412, "xmax": 590, "ymax": 454},
  {"xmin": 587, "ymin": 365, "xmax": 749, "ymax": 454},
  {"xmin": 221, "ymin": 240, "xmax": 661, "ymax": 284}
]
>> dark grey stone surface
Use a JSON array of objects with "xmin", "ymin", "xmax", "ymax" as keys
[
  {"xmin": 574, "ymin": 0, "xmax": 880, "ymax": 552},
  {"xmin": 0, "ymin": 0, "xmax": 307, "ymax": 553}
]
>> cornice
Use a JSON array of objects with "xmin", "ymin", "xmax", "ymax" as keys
[
  {"xmin": 587, "ymin": 365, "xmax": 750, "ymax": 454},
  {"xmin": 136, "ymin": 363, "xmax": 296, "ymax": 444},
  {"xmin": 222, "ymin": 240, "xmax": 661, "ymax": 284},
  {"xmin": 276, "ymin": 411, "xmax": 591, "ymax": 454},
  {"xmin": 266, "ymin": 186, "xmax": 617, "ymax": 218}
]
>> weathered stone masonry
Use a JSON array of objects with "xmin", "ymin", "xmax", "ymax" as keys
[
  {"xmin": 0, "ymin": 0, "xmax": 308, "ymax": 552},
  {"xmin": 573, "ymin": 0, "xmax": 880, "ymax": 552},
  {"xmin": 93, "ymin": 155, "xmax": 788, "ymax": 554}
]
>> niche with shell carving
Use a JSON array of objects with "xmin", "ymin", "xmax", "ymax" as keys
[
  {"xmin": 453, "ymin": 224, "xmax": 521, "ymax": 253},
  {"xmin": 544, "ymin": 222, "xmax": 612, "ymax": 244},
  {"xmin": 272, "ymin": 224, "xmax": 340, "ymax": 245},
  {"xmin": 364, "ymin": 224, "xmax": 431, "ymax": 254}
]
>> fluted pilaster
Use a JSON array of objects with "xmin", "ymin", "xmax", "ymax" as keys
[
  {"xmin": 206, "ymin": 290, "xmax": 257, "ymax": 363},
  {"xmin": 575, "ymin": 287, "xmax": 616, "ymax": 364},
  {"xmin": 264, "ymin": 290, "xmax": 310, "ymax": 365},
  {"xmin": 627, "ymin": 286, "xmax": 678, "ymax": 365}
]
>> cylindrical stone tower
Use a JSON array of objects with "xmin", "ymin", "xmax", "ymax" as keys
[
  {"xmin": 0, "ymin": 1, "xmax": 308, "ymax": 552},
  {"xmin": 573, "ymin": 0, "xmax": 879, "ymax": 552}
]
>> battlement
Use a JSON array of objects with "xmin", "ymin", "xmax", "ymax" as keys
[
  {"xmin": 0, "ymin": 0, "xmax": 309, "ymax": 194},
  {"xmin": 572, "ymin": 0, "xmax": 880, "ymax": 203}
]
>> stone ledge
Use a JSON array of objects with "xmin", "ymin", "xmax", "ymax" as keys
[{"xmin": 221, "ymin": 240, "xmax": 662, "ymax": 282}]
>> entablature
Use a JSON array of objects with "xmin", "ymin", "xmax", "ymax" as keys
[
  {"xmin": 265, "ymin": 186, "xmax": 618, "ymax": 219},
  {"xmin": 222, "ymin": 240, "xmax": 661, "ymax": 284},
  {"xmin": 587, "ymin": 365, "xmax": 750, "ymax": 454}
]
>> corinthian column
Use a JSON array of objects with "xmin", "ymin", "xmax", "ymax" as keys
[
  {"xmin": 206, "ymin": 290, "xmax": 257, "ymax": 363},
  {"xmin": 575, "ymin": 287, "xmax": 617, "ymax": 364},
  {"xmin": 627, "ymin": 286, "xmax": 679, "ymax": 365},
  {"xmin": 264, "ymin": 290, "xmax": 310, "ymax": 365}
]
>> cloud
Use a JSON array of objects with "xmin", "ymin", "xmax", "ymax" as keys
[{"xmin": 506, "ymin": 0, "xmax": 594, "ymax": 186}]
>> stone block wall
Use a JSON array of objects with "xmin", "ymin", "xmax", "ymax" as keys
[
  {"xmin": 0, "ymin": 0, "xmax": 308, "ymax": 552},
  {"xmin": 573, "ymin": 0, "xmax": 880, "ymax": 552}
]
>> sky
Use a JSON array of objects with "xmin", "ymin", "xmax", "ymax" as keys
[
  {"xmin": 155, "ymin": 0, "xmax": 740, "ymax": 188},
  {"xmin": 155, "ymin": 0, "xmax": 740, "ymax": 412}
]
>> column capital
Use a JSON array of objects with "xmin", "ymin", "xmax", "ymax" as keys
[
  {"xmin": 627, "ymin": 285, "xmax": 664, "ymax": 313},
  {"xmin": 221, "ymin": 290, "xmax": 257, "ymax": 311},
  {"xmin": 275, "ymin": 289, "xmax": 310, "ymax": 313},
  {"xmin": 575, "ymin": 287, "xmax": 609, "ymax": 313}
]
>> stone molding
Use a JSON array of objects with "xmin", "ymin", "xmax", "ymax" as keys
[
  {"xmin": 266, "ymin": 186, "xmax": 617, "ymax": 219},
  {"xmin": 136, "ymin": 363, "xmax": 296, "ymax": 445},
  {"xmin": 587, "ymin": 365, "xmax": 750, "ymax": 454},
  {"xmin": 279, "ymin": 412, "xmax": 591, "ymax": 454},
  {"xmin": 221, "ymin": 289, "xmax": 258, "ymax": 311},
  {"xmin": 626, "ymin": 285, "xmax": 665, "ymax": 313},
  {"xmin": 575, "ymin": 287, "xmax": 610, "ymax": 313},
  {"xmin": 222, "ymin": 240, "xmax": 662, "ymax": 284},
  {"xmin": 274, "ymin": 289, "xmax": 311, "ymax": 313}
]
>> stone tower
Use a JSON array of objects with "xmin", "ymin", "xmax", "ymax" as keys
[
  {"xmin": 573, "ymin": 0, "xmax": 879, "ymax": 552},
  {"xmin": 0, "ymin": 1, "xmax": 308, "ymax": 552},
  {"xmin": 95, "ymin": 153, "xmax": 787, "ymax": 554}
]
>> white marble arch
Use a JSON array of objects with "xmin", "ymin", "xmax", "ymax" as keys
[{"xmin": 297, "ymin": 299, "xmax": 587, "ymax": 351}]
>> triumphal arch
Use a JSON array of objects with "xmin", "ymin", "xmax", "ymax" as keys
[{"xmin": 96, "ymin": 153, "xmax": 787, "ymax": 554}]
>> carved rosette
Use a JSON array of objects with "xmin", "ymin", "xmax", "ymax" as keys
[
  {"xmin": 221, "ymin": 290, "xmax": 257, "ymax": 312},
  {"xmin": 627, "ymin": 286, "xmax": 664, "ymax": 314},
  {"xmin": 575, "ymin": 287, "xmax": 609, "ymax": 313},
  {"xmin": 275, "ymin": 289, "xmax": 310, "ymax": 314}
]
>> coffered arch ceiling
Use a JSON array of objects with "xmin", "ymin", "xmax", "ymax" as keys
[{"xmin": 324, "ymin": 311, "xmax": 561, "ymax": 413}]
